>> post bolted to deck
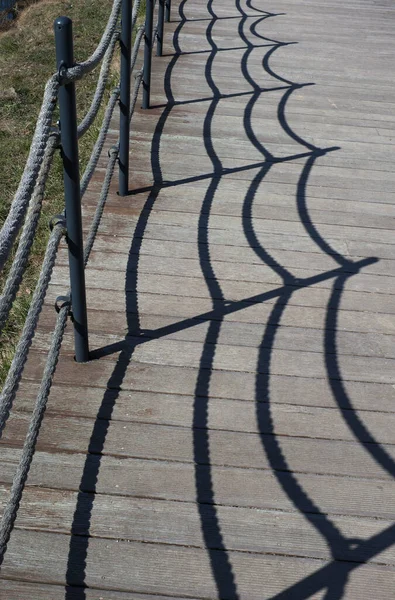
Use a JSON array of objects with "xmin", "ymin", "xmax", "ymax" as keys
[{"xmin": 54, "ymin": 16, "xmax": 89, "ymax": 363}]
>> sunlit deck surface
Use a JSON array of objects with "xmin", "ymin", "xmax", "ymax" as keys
[{"xmin": 2, "ymin": 0, "xmax": 395, "ymax": 597}]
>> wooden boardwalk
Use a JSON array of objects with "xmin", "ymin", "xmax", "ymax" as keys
[{"xmin": 1, "ymin": 0, "xmax": 395, "ymax": 597}]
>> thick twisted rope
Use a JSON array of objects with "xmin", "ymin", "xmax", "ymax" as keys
[
  {"xmin": 132, "ymin": 0, "xmax": 142, "ymax": 30},
  {"xmin": 0, "ymin": 76, "xmax": 59, "ymax": 273},
  {"xmin": 80, "ymin": 25, "xmax": 144, "ymax": 201},
  {"xmin": 80, "ymin": 88, "xmax": 120, "ymax": 197},
  {"xmin": 0, "ymin": 132, "xmax": 60, "ymax": 333},
  {"xmin": 152, "ymin": 24, "xmax": 158, "ymax": 47},
  {"xmin": 84, "ymin": 145, "xmax": 119, "ymax": 264},
  {"xmin": 131, "ymin": 24, "xmax": 145, "ymax": 73},
  {"xmin": 0, "ymin": 303, "xmax": 68, "ymax": 566},
  {"xmin": 62, "ymin": 0, "xmax": 122, "ymax": 82},
  {"xmin": 0, "ymin": 223, "xmax": 65, "ymax": 437},
  {"xmin": 130, "ymin": 69, "xmax": 144, "ymax": 121},
  {"xmin": 83, "ymin": 66, "xmax": 143, "ymax": 266},
  {"xmin": 77, "ymin": 0, "xmax": 142, "ymax": 138},
  {"xmin": 83, "ymin": 69, "xmax": 143, "ymax": 262},
  {"xmin": 77, "ymin": 31, "xmax": 119, "ymax": 138}
]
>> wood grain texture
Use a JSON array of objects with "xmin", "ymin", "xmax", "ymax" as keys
[
  {"xmin": 3, "ymin": 0, "xmax": 395, "ymax": 595},
  {"xmin": 2, "ymin": 529, "xmax": 395, "ymax": 600},
  {"xmin": 3, "ymin": 411, "xmax": 395, "ymax": 480},
  {"xmin": 1, "ymin": 485, "xmax": 395, "ymax": 564},
  {"xmin": 1, "ymin": 449, "xmax": 394, "ymax": 520},
  {"xmin": 0, "ymin": 581, "xmax": 167, "ymax": 600}
]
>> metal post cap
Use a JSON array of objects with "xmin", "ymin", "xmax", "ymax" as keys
[{"xmin": 54, "ymin": 16, "xmax": 72, "ymax": 30}]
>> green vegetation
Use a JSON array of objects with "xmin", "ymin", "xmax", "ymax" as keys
[{"xmin": 0, "ymin": 0, "xmax": 120, "ymax": 382}]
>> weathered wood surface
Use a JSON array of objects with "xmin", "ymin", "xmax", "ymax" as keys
[
  {"xmin": 1, "ymin": 484, "xmax": 395, "ymax": 564},
  {"xmin": 1, "ymin": 0, "xmax": 395, "ymax": 597}
]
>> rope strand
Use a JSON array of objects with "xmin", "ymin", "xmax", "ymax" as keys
[
  {"xmin": 0, "ymin": 223, "xmax": 65, "ymax": 437},
  {"xmin": 0, "ymin": 132, "xmax": 60, "ymax": 332}
]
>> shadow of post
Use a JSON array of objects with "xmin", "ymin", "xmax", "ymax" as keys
[{"xmin": 64, "ymin": 0, "xmax": 393, "ymax": 598}]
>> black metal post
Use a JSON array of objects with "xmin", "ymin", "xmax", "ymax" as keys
[
  {"xmin": 156, "ymin": 0, "xmax": 165, "ymax": 57},
  {"xmin": 54, "ymin": 16, "xmax": 89, "ymax": 363},
  {"xmin": 142, "ymin": 0, "xmax": 154, "ymax": 109},
  {"xmin": 165, "ymin": 0, "xmax": 171, "ymax": 22},
  {"xmin": 119, "ymin": 0, "xmax": 132, "ymax": 196}
]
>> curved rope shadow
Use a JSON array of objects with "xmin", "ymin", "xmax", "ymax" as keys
[
  {"xmin": 238, "ymin": 0, "xmax": 354, "ymax": 566},
  {"xmin": 194, "ymin": 1, "xmax": 352, "ymax": 597},
  {"xmin": 260, "ymin": 0, "xmax": 395, "ymax": 487},
  {"xmin": 192, "ymin": 0, "xmax": 238, "ymax": 596},
  {"xmin": 235, "ymin": 1, "xmax": 392, "ymax": 599},
  {"xmin": 64, "ymin": 1, "xmax": 188, "ymax": 596},
  {"xmin": 325, "ymin": 275, "xmax": 395, "ymax": 478},
  {"xmin": 63, "ymin": 0, "xmax": 392, "ymax": 599},
  {"xmin": 263, "ymin": 0, "xmax": 395, "ymax": 514}
]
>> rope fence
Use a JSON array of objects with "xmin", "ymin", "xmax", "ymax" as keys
[{"xmin": 0, "ymin": 0, "xmax": 167, "ymax": 566}]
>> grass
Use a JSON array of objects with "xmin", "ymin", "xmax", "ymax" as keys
[
  {"xmin": 0, "ymin": 1, "xmax": 39, "ymax": 31},
  {"xmin": 0, "ymin": 0, "xmax": 124, "ymax": 382}
]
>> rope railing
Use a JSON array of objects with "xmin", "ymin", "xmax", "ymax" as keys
[
  {"xmin": 77, "ymin": 31, "xmax": 120, "ymax": 139},
  {"xmin": 132, "ymin": 0, "xmax": 143, "ymax": 30},
  {"xmin": 61, "ymin": 0, "xmax": 123, "ymax": 83},
  {"xmin": 0, "ymin": 0, "xmax": 167, "ymax": 566},
  {"xmin": 131, "ymin": 25, "xmax": 146, "ymax": 73},
  {"xmin": 0, "ymin": 303, "xmax": 69, "ymax": 563},
  {"xmin": 0, "ymin": 132, "xmax": 60, "ymax": 330},
  {"xmin": 80, "ymin": 87, "xmax": 120, "ymax": 197},
  {"xmin": 0, "ymin": 221, "xmax": 65, "ymax": 437},
  {"xmin": 0, "ymin": 76, "xmax": 59, "ymax": 272}
]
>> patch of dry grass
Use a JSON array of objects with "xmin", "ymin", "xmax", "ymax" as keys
[{"xmin": 0, "ymin": 0, "xmax": 121, "ymax": 381}]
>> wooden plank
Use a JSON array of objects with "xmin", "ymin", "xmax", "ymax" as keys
[
  {"xmin": 108, "ymin": 337, "xmax": 395, "ymax": 383},
  {"xmin": 11, "ymin": 375, "xmax": 395, "ymax": 442},
  {"xmin": 59, "ymin": 245, "xmax": 395, "ymax": 280},
  {"xmin": 2, "ymin": 485, "xmax": 395, "ymax": 565},
  {"xmin": 80, "ymin": 234, "xmax": 395, "ymax": 279},
  {"xmin": 129, "ymin": 101, "xmax": 395, "ymax": 130},
  {"xmin": 163, "ymin": 69, "xmax": 395, "ymax": 96},
  {"xmin": 126, "ymin": 111, "xmax": 394, "ymax": 156},
  {"xmin": 0, "ymin": 580, "xmax": 165, "ymax": 600},
  {"xmin": 133, "ymin": 96, "xmax": 395, "ymax": 124},
  {"xmin": 2, "ymin": 528, "xmax": 395, "ymax": 600},
  {"xmin": 49, "ymin": 288, "xmax": 387, "ymax": 332},
  {"xmin": 124, "ymin": 129, "xmax": 395, "ymax": 171},
  {"xmin": 148, "ymin": 79, "xmax": 395, "ymax": 105},
  {"xmin": 2, "ymin": 411, "xmax": 395, "ymax": 480},
  {"xmin": 100, "ymin": 133, "xmax": 395, "ymax": 179},
  {"xmin": 23, "ymin": 326, "xmax": 395, "ymax": 384},
  {"xmin": 122, "ymin": 111, "xmax": 395, "ymax": 151},
  {"xmin": 48, "ymin": 265, "xmax": 395, "ymax": 312},
  {"xmin": 81, "ymin": 220, "xmax": 395, "ymax": 262},
  {"xmin": 81, "ymin": 204, "xmax": 395, "ymax": 246},
  {"xmin": 17, "ymin": 363, "xmax": 395, "ymax": 412},
  {"xmin": 33, "ymin": 308, "xmax": 395, "ymax": 358},
  {"xmin": 1, "ymin": 448, "xmax": 394, "ymax": 521},
  {"xmin": 86, "ymin": 173, "xmax": 395, "ymax": 215},
  {"xmin": 22, "ymin": 347, "xmax": 395, "ymax": 414},
  {"xmin": 89, "ymin": 165, "xmax": 395, "ymax": 205},
  {"xmin": 89, "ymin": 154, "xmax": 395, "ymax": 203},
  {"xmin": 48, "ymin": 281, "xmax": 395, "ymax": 337}
]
